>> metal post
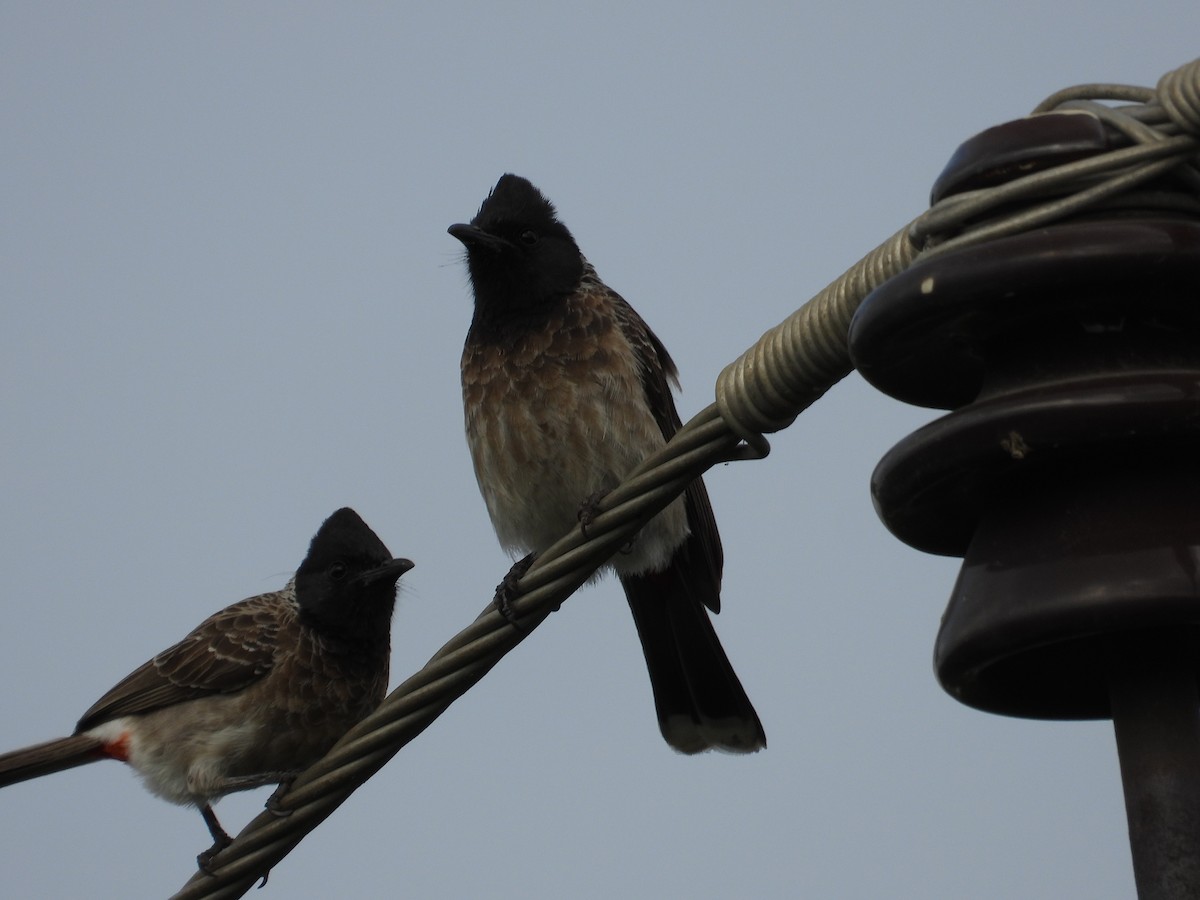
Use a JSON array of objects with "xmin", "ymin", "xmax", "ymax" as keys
[{"xmin": 1110, "ymin": 636, "xmax": 1200, "ymax": 899}]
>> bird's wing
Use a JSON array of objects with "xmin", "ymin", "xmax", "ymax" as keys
[
  {"xmin": 611, "ymin": 293, "xmax": 683, "ymax": 437},
  {"xmin": 613, "ymin": 292, "xmax": 725, "ymax": 611},
  {"xmin": 75, "ymin": 590, "xmax": 294, "ymax": 731}
]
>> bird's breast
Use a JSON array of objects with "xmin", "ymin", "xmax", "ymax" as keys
[{"xmin": 461, "ymin": 295, "xmax": 687, "ymax": 569}]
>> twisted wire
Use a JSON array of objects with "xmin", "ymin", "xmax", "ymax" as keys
[
  {"xmin": 171, "ymin": 58, "xmax": 1200, "ymax": 899},
  {"xmin": 714, "ymin": 58, "xmax": 1199, "ymax": 448},
  {"xmin": 1158, "ymin": 59, "xmax": 1200, "ymax": 137},
  {"xmin": 715, "ymin": 225, "xmax": 918, "ymax": 449}
]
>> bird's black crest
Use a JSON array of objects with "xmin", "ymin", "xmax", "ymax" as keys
[
  {"xmin": 472, "ymin": 173, "xmax": 572, "ymax": 241},
  {"xmin": 299, "ymin": 507, "xmax": 393, "ymax": 575},
  {"xmin": 294, "ymin": 508, "xmax": 407, "ymax": 650}
]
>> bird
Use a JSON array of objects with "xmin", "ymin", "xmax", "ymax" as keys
[
  {"xmin": 449, "ymin": 173, "xmax": 765, "ymax": 754},
  {"xmin": 0, "ymin": 507, "xmax": 413, "ymax": 869}
]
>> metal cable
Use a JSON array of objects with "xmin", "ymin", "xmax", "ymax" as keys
[{"xmin": 170, "ymin": 57, "xmax": 1200, "ymax": 899}]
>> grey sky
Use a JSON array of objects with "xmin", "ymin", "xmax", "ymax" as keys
[{"xmin": 3, "ymin": 4, "xmax": 1197, "ymax": 897}]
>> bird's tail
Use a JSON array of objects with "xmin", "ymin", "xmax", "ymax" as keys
[
  {"xmin": 622, "ymin": 569, "xmax": 766, "ymax": 754},
  {"xmin": 0, "ymin": 735, "xmax": 107, "ymax": 788}
]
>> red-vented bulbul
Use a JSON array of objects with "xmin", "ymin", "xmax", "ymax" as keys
[
  {"xmin": 0, "ymin": 507, "xmax": 413, "ymax": 867},
  {"xmin": 449, "ymin": 174, "xmax": 765, "ymax": 754}
]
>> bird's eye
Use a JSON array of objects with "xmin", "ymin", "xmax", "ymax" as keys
[
  {"xmin": 328, "ymin": 561, "xmax": 348, "ymax": 581},
  {"xmin": 519, "ymin": 230, "xmax": 538, "ymax": 245}
]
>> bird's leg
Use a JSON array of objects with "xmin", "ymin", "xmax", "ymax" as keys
[
  {"xmin": 577, "ymin": 490, "xmax": 608, "ymax": 539},
  {"xmin": 196, "ymin": 803, "xmax": 233, "ymax": 874},
  {"xmin": 579, "ymin": 490, "xmax": 642, "ymax": 554},
  {"xmin": 578, "ymin": 490, "xmax": 636, "ymax": 553},
  {"xmin": 494, "ymin": 553, "xmax": 535, "ymax": 628},
  {"xmin": 265, "ymin": 777, "xmax": 298, "ymax": 818},
  {"xmin": 195, "ymin": 772, "xmax": 301, "ymax": 873},
  {"xmin": 210, "ymin": 769, "xmax": 303, "ymax": 795}
]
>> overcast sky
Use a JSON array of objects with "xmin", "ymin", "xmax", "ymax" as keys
[{"xmin": 3, "ymin": 4, "xmax": 1197, "ymax": 898}]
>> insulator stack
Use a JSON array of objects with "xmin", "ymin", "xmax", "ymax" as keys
[{"xmin": 850, "ymin": 113, "xmax": 1200, "ymax": 899}]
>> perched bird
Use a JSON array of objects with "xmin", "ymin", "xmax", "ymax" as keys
[
  {"xmin": 0, "ymin": 507, "xmax": 413, "ymax": 868},
  {"xmin": 450, "ymin": 173, "xmax": 765, "ymax": 754}
]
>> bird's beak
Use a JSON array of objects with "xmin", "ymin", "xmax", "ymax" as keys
[
  {"xmin": 448, "ymin": 223, "xmax": 507, "ymax": 254},
  {"xmin": 359, "ymin": 557, "xmax": 415, "ymax": 587}
]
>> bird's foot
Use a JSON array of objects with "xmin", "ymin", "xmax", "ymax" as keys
[
  {"xmin": 196, "ymin": 832, "xmax": 232, "ymax": 875},
  {"xmin": 579, "ymin": 490, "xmax": 637, "ymax": 554},
  {"xmin": 577, "ymin": 490, "xmax": 609, "ymax": 539},
  {"xmin": 265, "ymin": 777, "xmax": 297, "ymax": 818},
  {"xmin": 494, "ymin": 554, "xmax": 534, "ymax": 629}
]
